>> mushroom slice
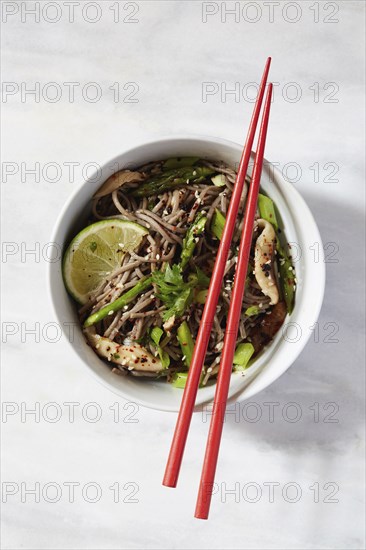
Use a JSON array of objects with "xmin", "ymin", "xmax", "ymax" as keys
[
  {"xmin": 93, "ymin": 170, "xmax": 144, "ymax": 198},
  {"xmin": 254, "ymin": 218, "xmax": 279, "ymax": 305},
  {"xmin": 84, "ymin": 327, "xmax": 163, "ymax": 373}
]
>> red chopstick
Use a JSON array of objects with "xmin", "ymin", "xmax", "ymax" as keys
[
  {"xmin": 195, "ymin": 83, "xmax": 273, "ymax": 520},
  {"xmin": 163, "ymin": 58, "xmax": 272, "ymax": 489}
]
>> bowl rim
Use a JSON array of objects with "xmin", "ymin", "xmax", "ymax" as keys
[{"xmin": 48, "ymin": 134, "xmax": 325, "ymax": 411}]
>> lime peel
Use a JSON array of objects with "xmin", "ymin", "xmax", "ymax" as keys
[{"xmin": 62, "ymin": 219, "xmax": 148, "ymax": 304}]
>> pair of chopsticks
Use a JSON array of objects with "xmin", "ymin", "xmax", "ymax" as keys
[{"xmin": 163, "ymin": 58, "xmax": 273, "ymax": 520}]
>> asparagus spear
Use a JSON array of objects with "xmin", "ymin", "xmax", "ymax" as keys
[
  {"xmin": 130, "ymin": 166, "xmax": 215, "ymax": 198},
  {"xmin": 163, "ymin": 157, "xmax": 199, "ymax": 170},
  {"xmin": 177, "ymin": 321, "xmax": 195, "ymax": 367},
  {"xmin": 83, "ymin": 276, "xmax": 153, "ymax": 327},
  {"xmin": 180, "ymin": 213, "xmax": 207, "ymax": 270}
]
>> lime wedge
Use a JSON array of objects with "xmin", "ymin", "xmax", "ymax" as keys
[{"xmin": 62, "ymin": 219, "xmax": 148, "ymax": 304}]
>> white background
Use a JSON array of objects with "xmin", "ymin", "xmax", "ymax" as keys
[{"xmin": 1, "ymin": 1, "xmax": 365, "ymax": 549}]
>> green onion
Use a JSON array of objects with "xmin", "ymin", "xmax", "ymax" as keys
[
  {"xmin": 172, "ymin": 372, "xmax": 188, "ymax": 388},
  {"xmin": 258, "ymin": 193, "xmax": 278, "ymax": 229},
  {"xmin": 150, "ymin": 327, "xmax": 170, "ymax": 369},
  {"xmin": 195, "ymin": 289, "xmax": 208, "ymax": 304},
  {"xmin": 180, "ymin": 214, "xmax": 207, "ymax": 270},
  {"xmin": 211, "ymin": 174, "xmax": 226, "ymax": 187},
  {"xmin": 233, "ymin": 343, "xmax": 255, "ymax": 370},
  {"xmin": 150, "ymin": 326, "xmax": 164, "ymax": 346},
  {"xmin": 177, "ymin": 321, "xmax": 195, "ymax": 367},
  {"xmin": 245, "ymin": 305, "xmax": 261, "ymax": 316},
  {"xmin": 211, "ymin": 209, "xmax": 226, "ymax": 240}
]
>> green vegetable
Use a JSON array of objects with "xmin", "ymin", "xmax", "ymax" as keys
[
  {"xmin": 233, "ymin": 343, "xmax": 255, "ymax": 370},
  {"xmin": 188, "ymin": 267, "xmax": 210, "ymax": 288},
  {"xmin": 245, "ymin": 305, "xmax": 262, "ymax": 316},
  {"xmin": 150, "ymin": 326, "xmax": 164, "ymax": 345},
  {"xmin": 276, "ymin": 241, "xmax": 295, "ymax": 314},
  {"xmin": 130, "ymin": 166, "xmax": 215, "ymax": 198},
  {"xmin": 195, "ymin": 289, "xmax": 208, "ymax": 304},
  {"xmin": 211, "ymin": 208, "xmax": 226, "ymax": 240},
  {"xmin": 180, "ymin": 213, "xmax": 207, "ymax": 270},
  {"xmin": 257, "ymin": 193, "xmax": 295, "ymax": 313},
  {"xmin": 150, "ymin": 327, "xmax": 170, "ymax": 369},
  {"xmin": 83, "ymin": 276, "xmax": 153, "ymax": 327},
  {"xmin": 172, "ymin": 368, "xmax": 208, "ymax": 389},
  {"xmin": 172, "ymin": 372, "xmax": 188, "ymax": 389},
  {"xmin": 163, "ymin": 157, "xmax": 199, "ymax": 170},
  {"xmin": 258, "ymin": 193, "xmax": 278, "ymax": 230},
  {"xmin": 152, "ymin": 265, "xmax": 194, "ymax": 321},
  {"xmin": 211, "ymin": 174, "xmax": 226, "ymax": 187},
  {"xmin": 147, "ymin": 199, "xmax": 155, "ymax": 211},
  {"xmin": 177, "ymin": 321, "xmax": 195, "ymax": 367},
  {"xmin": 152, "ymin": 261, "xmax": 210, "ymax": 322}
]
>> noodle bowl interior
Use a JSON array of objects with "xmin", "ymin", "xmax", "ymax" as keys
[{"xmin": 63, "ymin": 157, "xmax": 296, "ymax": 388}]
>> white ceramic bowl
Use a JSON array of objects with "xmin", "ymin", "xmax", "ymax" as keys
[{"xmin": 49, "ymin": 136, "xmax": 325, "ymax": 412}]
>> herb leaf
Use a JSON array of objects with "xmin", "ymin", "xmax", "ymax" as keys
[
  {"xmin": 150, "ymin": 327, "xmax": 170, "ymax": 369},
  {"xmin": 152, "ymin": 265, "xmax": 194, "ymax": 321}
]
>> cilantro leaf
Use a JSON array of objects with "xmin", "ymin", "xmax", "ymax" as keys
[{"xmin": 152, "ymin": 265, "xmax": 194, "ymax": 321}]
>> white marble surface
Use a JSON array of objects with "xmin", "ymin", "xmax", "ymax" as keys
[{"xmin": 1, "ymin": 1, "xmax": 365, "ymax": 548}]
